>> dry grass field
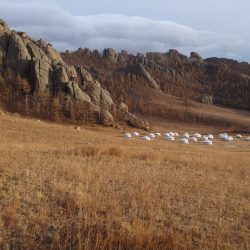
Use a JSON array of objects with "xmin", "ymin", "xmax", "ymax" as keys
[
  {"xmin": 0, "ymin": 112, "xmax": 249, "ymax": 249},
  {"xmin": 146, "ymin": 89, "xmax": 250, "ymax": 130}
]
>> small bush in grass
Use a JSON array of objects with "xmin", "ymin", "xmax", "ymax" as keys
[
  {"xmin": 133, "ymin": 152, "xmax": 162, "ymax": 162},
  {"xmin": 67, "ymin": 146, "xmax": 124, "ymax": 158},
  {"xmin": 103, "ymin": 147, "xmax": 124, "ymax": 157},
  {"xmin": 68, "ymin": 146, "xmax": 101, "ymax": 157}
]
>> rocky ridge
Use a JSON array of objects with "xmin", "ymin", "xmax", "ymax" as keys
[
  {"xmin": 0, "ymin": 19, "xmax": 150, "ymax": 130},
  {"xmin": 62, "ymin": 47, "xmax": 250, "ymax": 111}
]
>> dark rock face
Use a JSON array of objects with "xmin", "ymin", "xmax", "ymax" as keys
[
  {"xmin": 168, "ymin": 49, "xmax": 179, "ymax": 56},
  {"xmin": 103, "ymin": 48, "xmax": 118, "ymax": 63},
  {"xmin": 190, "ymin": 52, "xmax": 203, "ymax": 61},
  {"xmin": 0, "ymin": 20, "xmax": 150, "ymax": 130},
  {"xmin": 136, "ymin": 53, "xmax": 146, "ymax": 64},
  {"xmin": 0, "ymin": 20, "xmax": 10, "ymax": 71},
  {"xmin": 189, "ymin": 52, "xmax": 203, "ymax": 66},
  {"xmin": 6, "ymin": 31, "xmax": 31, "ymax": 74}
]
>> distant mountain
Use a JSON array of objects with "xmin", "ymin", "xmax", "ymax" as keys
[{"xmin": 0, "ymin": 19, "xmax": 150, "ymax": 130}]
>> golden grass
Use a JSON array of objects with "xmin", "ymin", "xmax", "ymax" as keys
[
  {"xmin": 145, "ymin": 89, "xmax": 250, "ymax": 130},
  {"xmin": 0, "ymin": 114, "xmax": 249, "ymax": 249}
]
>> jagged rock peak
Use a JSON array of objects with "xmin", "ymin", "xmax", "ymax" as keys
[
  {"xmin": 121, "ymin": 50, "xmax": 128, "ymax": 56},
  {"xmin": 189, "ymin": 51, "xmax": 203, "ymax": 65},
  {"xmin": 6, "ymin": 31, "xmax": 31, "ymax": 74},
  {"xmin": 0, "ymin": 19, "xmax": 10, "ymax": 31},
  {"xmin": 36, "ymin": 39, "xmax": 63, "ymax": 63},
  {"xmin": 17, "ymin": 32, "xmax": 29, "ymax": 39},
  {"xmin": 103, "ymin": 48, "xmax": 118, "ymax": 63},
  {"xmin": 168, "ymin": 49, "xmax": 180, "ymax": 56},
  {"xmin": 190, "ymin": 52, "xmax": 203, "ymax": 61}
]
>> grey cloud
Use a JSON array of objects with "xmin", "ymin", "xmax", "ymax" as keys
[{"xmin": 1, "ymin": 0, "xmax": 250, "ymax": 62}]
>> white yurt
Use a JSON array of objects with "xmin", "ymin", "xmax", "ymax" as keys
[
  {"xmin": 207, "ymin": 134, "xmax": 214, "ymax": 140},
  {"xmin": 201, "ymin": 136, "xmax": 208, "ymax": 142},
  {"xmin": 180, "ymin": 138, "xmax": 189, "ymax": 144},
  {"xmin": 189, "ymin": 137, "xmax": 198, "ymax": 142},
  {"xmin": 192, "ymin": 133, "xmax": 202, "ymax": 138},
  {"xmin": 132, "ymin": 132, "xmax": 140, "ymax": 137},
  {"xmin": 166, "ymin": 136, "xmax": 175, "ymax": 141},
  {"xmin": 203, "ymin": 140, "xmax": 213, "ymax": 145},
  {"xmin": 141, "ymin": 136, "xmax": 151, "ymax": 141},
  {"xmin": 124, "ymin": 133, "xmax": 132, "ymax": 138},
  {"xmin": 182, "ymin": 133, "xmax": 189, "ymax": 139}
]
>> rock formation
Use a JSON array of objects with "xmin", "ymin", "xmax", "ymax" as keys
[
  {"xmin": 189, "ymin": 52, "xmax": 203, "ymax": 65},
  {"xmin": 62, "ymin": 47, "xmax": 250, "ymax": 111},
  {"xmin": 201, "ymin": 95, "xmax": 213, "ymax": 105},
  {"xmin": 103, "ymin": 48, "xmax": 118, "ymax": 63},
  {"xmin": 0, "ymin": 19, "xmax": 150, "ymax": 130},
  {"xmin": 137, "ymin": 64, "xmax": 160, "ymax": 90}
]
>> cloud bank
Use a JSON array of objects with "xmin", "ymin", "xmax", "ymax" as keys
[{"xmin": 1, "ymin": 0, "xmax": 250, "ymax": 61}]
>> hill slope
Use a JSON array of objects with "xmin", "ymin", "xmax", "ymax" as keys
[
  {"xmin": 0, "ymin": 111, "xmax": 249, "ymax": 249},
  {"xmin": 61, "ymin": 48, "xmax": 250, "ymax": 130},
  {"xmin": 62, "ymin": 48, "xmax": 250, "ymax": 112}
]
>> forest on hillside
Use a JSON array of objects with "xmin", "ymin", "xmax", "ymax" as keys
[{"xmin": 62, "ymin": 48, "xmax": 250, "ymax": 113}]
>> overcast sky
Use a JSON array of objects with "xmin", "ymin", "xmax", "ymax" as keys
[{"xmin": 1, "ymin": 0, "xmax": 250, "ymax": 61}]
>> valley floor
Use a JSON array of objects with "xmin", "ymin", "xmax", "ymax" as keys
[{"xmin": 0, "ymin": 113, "xmax": 249, "ymax": 249}]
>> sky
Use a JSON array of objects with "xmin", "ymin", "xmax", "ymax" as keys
[{"xmin": 1, "ymin": 0, "xmax": 250, "ymax": 62}]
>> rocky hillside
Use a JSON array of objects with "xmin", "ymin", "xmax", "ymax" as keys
[
  {"xmin": 0, "ymin": 19, "xmax": 150, "ymax": 130},
  {"xmin": 62, "ymin": 48, "xmax": 250, "ymax": 112}
]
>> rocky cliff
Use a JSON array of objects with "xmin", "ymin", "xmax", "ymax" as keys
[
  {"xmin": 0, "ymin": 19, "xmax": 150, "ymax": 130},
  {"xmin": 62, "ymin": 47, "xmax": 250, "ymax": 111}
]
